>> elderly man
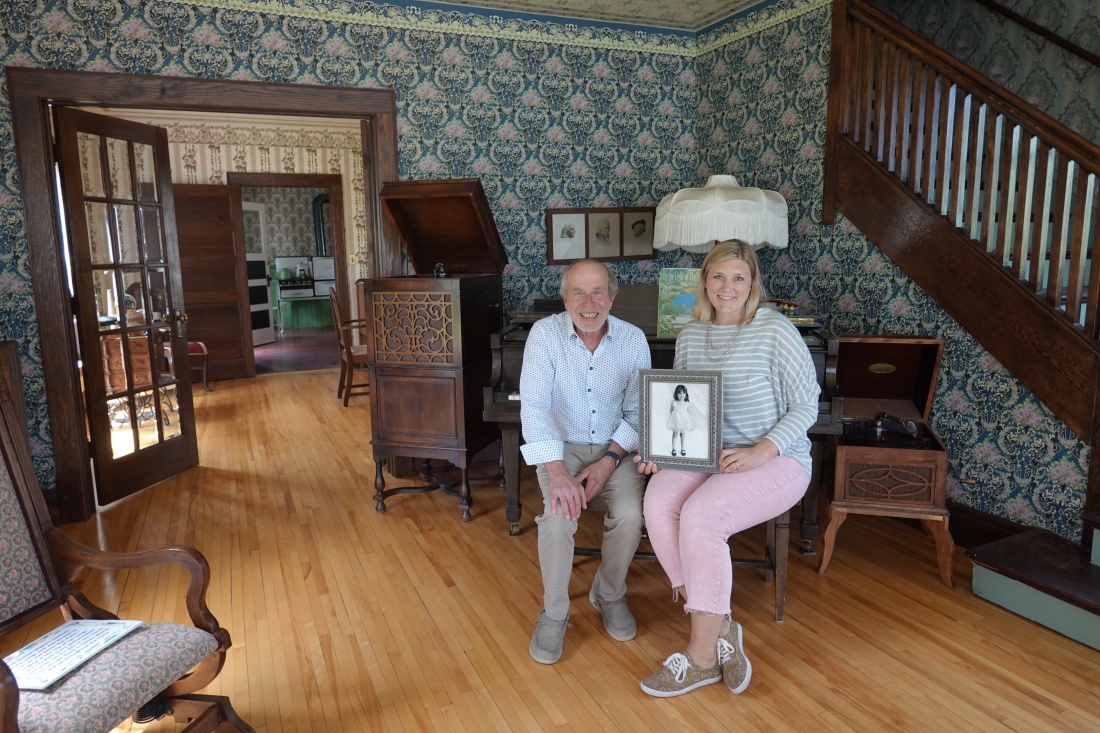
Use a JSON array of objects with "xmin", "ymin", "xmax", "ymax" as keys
[{"xmin": 520, "ymin": 259, "xmax": 651, "ymax": 664}]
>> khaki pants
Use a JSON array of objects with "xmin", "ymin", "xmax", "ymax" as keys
[{"xmin": 535, "ymin": 443, "xmax": 645, "ymax": 621}]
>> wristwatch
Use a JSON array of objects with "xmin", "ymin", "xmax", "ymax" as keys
[{"xmin": 603, "ymin": 450, "xmax": 623, "ymax": 468}]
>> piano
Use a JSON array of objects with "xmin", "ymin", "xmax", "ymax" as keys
[{"xmin": 483, "ymin": 284, "xmax": 837, "ymax": 550}]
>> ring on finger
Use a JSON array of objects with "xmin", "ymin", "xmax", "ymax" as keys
[{"xmin": 735, "ymin": 461, "xmax": 741, "ymax": 469}]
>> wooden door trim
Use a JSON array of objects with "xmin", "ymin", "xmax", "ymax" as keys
[
  {"xmin": 226, "ymin": 173, "xmax": 349, "ymax": 314},
  {"xmin": 7, "ymin": 66, "xmax": 400, "ymax": 523}
]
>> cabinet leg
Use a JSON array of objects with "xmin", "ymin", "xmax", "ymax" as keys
[
  {"xmin": 817, "ymin": 506, "xmax": 847, "ymax": 574},
  {"xmin": 922, "ymin": 517, "xmax": 955, "ymax": 588},
  {"xmin": 458, "ymin": 468, "xmax": 472, "ymax": 522},
  {"xmin": 374, "ymin": 461, "xmax": 387, "ymax": 513}
]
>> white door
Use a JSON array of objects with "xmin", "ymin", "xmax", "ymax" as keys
[{"xmin": 242, "ymin": 202, "xmax": 276, "ymax": 346}]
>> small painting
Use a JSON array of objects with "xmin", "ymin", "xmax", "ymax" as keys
[{"xmin": 657, "ymin": 268, "xmax": 701, "ymax": 338}]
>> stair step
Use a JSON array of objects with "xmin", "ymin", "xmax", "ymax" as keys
[{"xmin": 968, "ymin": 529, "xmax": 1100, "ymax": 650}]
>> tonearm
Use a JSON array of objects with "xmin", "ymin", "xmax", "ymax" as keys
[{"xmin": 874, "ymin": 411, "xmax": 919, "ymax": 437}]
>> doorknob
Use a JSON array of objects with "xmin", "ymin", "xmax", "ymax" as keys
[{"xmin": 162, "ymin": 309, "xmax": 189, "ymax": 337}]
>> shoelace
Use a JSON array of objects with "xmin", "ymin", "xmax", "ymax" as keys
[
  {"xmin": 662, "ymin": 652, "xmax": 691, "ymax": 683},
  {"xmin": 717, "ymin": 637, "xmax": 736, "ymax": 665}
]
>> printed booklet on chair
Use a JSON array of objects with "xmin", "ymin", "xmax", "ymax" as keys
[{"xmin": 3, "ymin": 619, "xmax": 142, "ymax": 690}]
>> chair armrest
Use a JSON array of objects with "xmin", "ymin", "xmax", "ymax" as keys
[
  {"xmin": 45, "ymin": 530, "xmax": 229, "ymax": 648},
  {"xmin": 0, "ymin": 659, "xmax": 17, "ymax": 732}
]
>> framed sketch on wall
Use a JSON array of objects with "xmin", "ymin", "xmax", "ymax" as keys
[
  {"xmin": 638, "ymin": 369, "xmax": 723, "ymax": 472},
  {"xmin": 548, "ymin": 210, "xmax": 587, "ymax": 262},
  {"xmin": 622, "ymin": 209, "xmax": 655, "ymax": 257},
  {"xmin": 546, "ymin": 206, "xmax": 657, "ymax": 264}
]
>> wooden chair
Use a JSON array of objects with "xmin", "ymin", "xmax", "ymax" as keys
[
  {"xmin": 187, "ymin": 340, "xmax": 211, "ymax": 391},
  {"xmin": 730, "ymin": 509, "xmax": 793, "ymax": 622},
  {"xmin": 0, "ymin": 344, "xmax": 251, "ymax": 732},
  {"xmin": 327, "ymin": 288, "xmax": 369, "ymax": 407}
]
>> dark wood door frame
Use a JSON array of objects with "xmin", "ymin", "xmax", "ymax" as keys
[
  {"xmin": 226, "ymin": 173, "xmax": 349, "ymax": 315},
  {"xmin": 7, "ymin": 67, "xmax": 401, "ymax": 523}
]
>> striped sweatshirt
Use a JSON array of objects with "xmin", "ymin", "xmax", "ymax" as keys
[{"xmin": 673, "ymin": 309, "xmax": 819, "ymax": 476}]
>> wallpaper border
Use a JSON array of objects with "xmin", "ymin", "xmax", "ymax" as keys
[{"xmin": 156, "ymin": 0, "xmax": 830, "ymax": 57}]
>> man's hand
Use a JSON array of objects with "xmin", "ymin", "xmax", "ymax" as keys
[
  {"xmin": 545, "ymin": 461, "xmax": 587, "ymax": 520},
  {"xmin": 575, "ymin": 455, "xmax": 616, "ymax": 504}
]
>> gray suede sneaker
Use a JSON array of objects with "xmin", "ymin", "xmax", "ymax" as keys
[
  {"xmin": 640, "ymin": 652, "xmax": 722, "ymax": 697},
  {"xmin": 529, "ymin": 611, "xmax": 570, "ymax": 664},
  {"xmin": 717, "ymin": 619, "xmax": 752, "ymax": 694},
  {"xmin": 589, "ymin": 586, "xmax": 637, "ymax": 641}
]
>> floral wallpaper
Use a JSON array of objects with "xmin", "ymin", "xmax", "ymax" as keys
[
  {"xmin": 872, "ymin": 0, "xmax": 1100, "ymax": 146},
  {"xmin": 0, "ymin": 0, "xmax": 1089, "ymax": 540},
  {"xmin": 242, "ymin": 186, "xmax": 327, "ymax": 258}
]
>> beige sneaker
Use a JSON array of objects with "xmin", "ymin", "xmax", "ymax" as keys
[
  {"xmin": 589, "ymin": 586, "xmax": 637, "ymax": 641},
  {"xmin": 640, "ymin": 652, "xmax": 722, "ymax": 698},
  {"xmin": 529, "ymin": 611, "xmax": 570, "ymax": 665},
  {"xmin": 717, "ymin": 619, "xmax": 752, "ymax": 694}
]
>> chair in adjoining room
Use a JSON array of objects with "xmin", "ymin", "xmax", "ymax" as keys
[
  {"xmin": 187, "ymin": 340, "xmax": 211, "ymax": 391},
  {"xmin": 328, "ymin": 288, "xmax": 370, "ymax": 407},
  {"xmin": 0, "ymin": 343, "xmax": 251, "ymax": 732}
]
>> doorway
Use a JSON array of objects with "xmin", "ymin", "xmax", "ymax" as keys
[
  {"xmin": 9, "ymin": 67, "xmax": 401, "ymax": 522},
  {"xmin": 232, "ymin": 174, "xmax": 347, "ymax": 374}
]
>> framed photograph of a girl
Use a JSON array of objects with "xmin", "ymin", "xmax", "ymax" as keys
[{"xmin": 638, "ymin": 369, "xmax": 723, "ymax": 472}]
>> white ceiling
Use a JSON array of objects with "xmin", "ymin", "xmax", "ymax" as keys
[{"xmin": 429, "ymin": 0, "xmax": 771, "ymax": 32}]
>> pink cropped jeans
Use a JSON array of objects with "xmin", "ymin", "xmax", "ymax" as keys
[{"xmin": 642, "ymin": 456, "xmax": 809, "ymax": 616}]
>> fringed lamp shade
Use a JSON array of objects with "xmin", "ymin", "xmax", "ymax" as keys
[{"xmin": 653, "ymin": 175, "xmax": 789, "ymax": 252}]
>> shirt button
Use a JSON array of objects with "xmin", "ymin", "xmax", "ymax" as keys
[
  {"xmin": 592, "ymin": 409, "xmax": 595, "ymax": 413},
  {"xmin": 589, "ymin": 366, "xmax": 593, "ymax": 370}
]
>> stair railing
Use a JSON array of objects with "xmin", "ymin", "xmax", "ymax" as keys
[{"xmin": 824, "ymin": 0, "xmax": 1100, "ymax": 339}]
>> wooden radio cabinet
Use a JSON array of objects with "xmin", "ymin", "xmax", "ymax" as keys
[
  {"xmin": 818, "ymin": 335, "xmax": 954, "ymax": 586},
  {"xmin": 359, "ymin": 178, "xmax": 505, "ymax": 521}
]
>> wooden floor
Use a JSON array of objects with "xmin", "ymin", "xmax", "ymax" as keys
[{"xmin": 9, "ymin": 370, "xmax": 1100, "ymax": 732}]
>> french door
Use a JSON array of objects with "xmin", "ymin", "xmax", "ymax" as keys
[{"xmin": 55, "ymin": 107, "xmax": 198, "ymax": 504}]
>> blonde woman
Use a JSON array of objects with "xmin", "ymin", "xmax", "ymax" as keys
[{"xmin": 636, "ymin": 240, "xmax": 819, "ymax": 697}]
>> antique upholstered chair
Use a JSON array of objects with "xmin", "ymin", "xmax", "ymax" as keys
[
  {"xmin": 328, "ymin": 288, "xmax": 370, "ymax": 406},
  {"xmin": 0, "ymin": 346, "xmax": 251, "ymax": 732},
  {"xmin": 187, "ymin": 340, "xmax": 211, "ymax": 392}
]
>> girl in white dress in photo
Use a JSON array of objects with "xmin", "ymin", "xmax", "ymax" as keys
[{"xmin": 667, "ymin": 384, "xmax": 703, "ymax": 456}]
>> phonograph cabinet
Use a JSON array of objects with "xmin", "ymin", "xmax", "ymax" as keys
[
  {"xmin": 358, "ymin": 178, "xmax": 505, "ymax": 521},
  {"xmin": 817, "ymin": 335, "xmax": 954, "ymax": 586}
]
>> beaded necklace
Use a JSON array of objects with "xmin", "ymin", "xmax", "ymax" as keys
[{"xmin": 704, "ymin": 321, "xmax": 744, "ymax": 362}]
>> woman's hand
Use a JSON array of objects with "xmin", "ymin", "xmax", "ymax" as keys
[
  {"xmin": 718, "ymin": 439, "xmax": 778, "ymax": 474},
  {"xmin": 633, "ymin": 454, "xmax": 661, "ymax": 475}
]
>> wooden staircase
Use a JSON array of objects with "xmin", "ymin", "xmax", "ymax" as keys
[{"xmin": 823, "ymin": 0, "xmax": 1100, "ymax": 639}]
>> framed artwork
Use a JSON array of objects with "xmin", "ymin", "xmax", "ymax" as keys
[
  {"xmin": 638, "ymin": 368, "xmax": 723, "ymax": 472},
  {"xmin": 546, "ymin": 207, "xmax": 656, "ymax": 264}
]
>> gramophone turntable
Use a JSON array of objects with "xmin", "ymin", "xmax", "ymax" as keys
[
  {"xmin": 839, "ymin": 411, "xmax": 933, "ymax": 449},
  {"xmin": 818, "ymin": 335, "xmax": 954, "ymax": 587}
]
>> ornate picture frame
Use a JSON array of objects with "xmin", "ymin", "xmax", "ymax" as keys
[
  {"xmin": 638, "ymin": 368, "xmax": 723, "ymax": 472},
  {"xmin": 546, "ymin": 206, "xmax": 656, "ymax": 264}
]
